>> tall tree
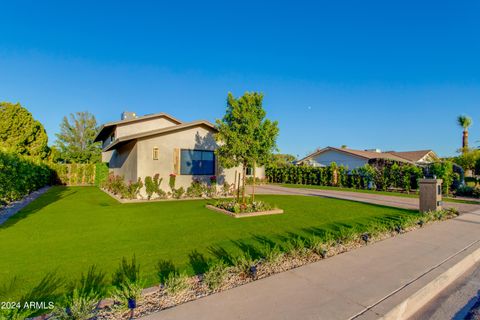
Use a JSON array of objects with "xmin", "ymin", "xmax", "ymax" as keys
[
  {"xmin": 55, "ymin": 111, "xmax": 101, "ymax": 163},
  {"xmin": 215, "ymin": 92, "xmax": 279, "ymax": 204},
  {"xmin": 272, "ymin": 154, "xmax": 296, "ymax": 167},
  {"xmin": 0, "ymin": 102, "xmax": 50, "ymax": 159},
  {"xmin": 457, "ymin": 115, "xmax": 473, "ymax": 153}
]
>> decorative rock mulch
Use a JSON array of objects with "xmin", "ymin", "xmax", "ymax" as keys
[{"xmin": 95, "ymin": 223, "xmax": 430, "ymax": 320}]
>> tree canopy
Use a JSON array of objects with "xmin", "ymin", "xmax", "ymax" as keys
[
  {"xmin": 215, "ymin": 92, "xmax": 279, "ymax": 202},
  {"xmin": 0, "ymin": 102, "xmax": 50, "ymax": 159},
  {"xmin": 457, "ymin": 115, "xmax": 473, "ymax": 130},
  {"xmin": 55, "ymin": 111, "xmax": 101, "ymax": 163}
]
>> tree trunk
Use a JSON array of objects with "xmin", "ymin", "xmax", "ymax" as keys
[
  {"xmin": 462, "ymin": 130, "xmax": 469, "ymax": 152},
  {"xmin": 236, "ymin": 172, "xmax": 241, "ymax": 202},
  {"xmin": 242, "ymin": 163, "xmax": 247, "ymax": 205},
  {"xmin": 252, "ymin": 163, "xmax": 256, "ymax": 202}
]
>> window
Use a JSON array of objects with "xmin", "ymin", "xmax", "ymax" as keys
[
  {"xmin": 152, "ymin": 147, "xmax": 159, "ymax": 160},
  {"xmin": 246, "ymin": 167, "xmax": 253, "ymax": 176},
  {"xmin": 180, "ymin": 149, "xmax": 215, "ymax": 175}
]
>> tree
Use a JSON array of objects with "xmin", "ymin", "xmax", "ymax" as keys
[
  {"xmin": 215, "ymin": 92, "xmax": 279, "ymax": 204},
  {"xmin": 272, "ymin": 154, "xmax": 296, "ymax": 167},
  {"xmin": 457, "ymin": 115, "xmax": 473, "ymax": 152},
  {"xmin": 0, "ymin": 102, "xmax": 50, "ymax": 159},
  {"xmin": 453, "ymin": 149, "xmax": 480, "ymax": 175},
  {"xmin": 55, "ymin": 111, "xmax": 101, "ymax": 163}
]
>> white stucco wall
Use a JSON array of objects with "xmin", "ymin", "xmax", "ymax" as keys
[{"xmin": 309, "ymin": 150, "xmax": 368, "ymax": 170}]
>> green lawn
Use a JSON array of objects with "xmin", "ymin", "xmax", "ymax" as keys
[
  {"xmin": 0, "ymin": 186, "xmax": 420, "ymax": 296},
  {"xmin": 279, "ymin": 183, "xmax": 480, "ymax": 204}
]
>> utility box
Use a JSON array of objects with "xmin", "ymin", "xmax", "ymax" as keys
[{"xmin": 419, "ymin": 179, "xmax": 443, "ymax": 213}]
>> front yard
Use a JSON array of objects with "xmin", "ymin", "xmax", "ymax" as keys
[{"xmin": 0, "ymin": 186, "xmax": 420, "ymax": 296}]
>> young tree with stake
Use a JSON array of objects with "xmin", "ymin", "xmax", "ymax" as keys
[{"xmin": 215, "ymin": 92, "xmax": 279, "ymax": 204}]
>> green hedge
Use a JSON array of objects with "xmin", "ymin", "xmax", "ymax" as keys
[
  {"xmin": 49, "ymin": 163, "xmax": 110, "ymax": 186},
  {"xmin": 266, "ymin": 161, "xmax": 424, "ymax": 192},
  {"xmin": 0, "ymin": 150, "xmax": 111, "ymax": 206},
  {"xmin": 0, "ymin": 151, "xmax": 54, "ymax": 205}
]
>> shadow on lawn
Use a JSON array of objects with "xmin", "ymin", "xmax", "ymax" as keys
[{"xmin": 0, "ymin": 186, "xmax": 75, "ymax": 230}]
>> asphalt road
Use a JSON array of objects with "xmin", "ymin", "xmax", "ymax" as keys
[{"xmin": 410, "ymin": 263, "xmax": 480, "ymax": 320}]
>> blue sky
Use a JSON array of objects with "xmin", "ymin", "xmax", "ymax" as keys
[{"xmin": 0, "ymin": 1, "xmax": 479, "ymax": 158}]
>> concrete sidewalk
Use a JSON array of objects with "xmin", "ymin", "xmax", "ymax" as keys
[
  {"xmin": 142, "ymin": 210, "xmax": 480, "ymax": 320},
  {"xmin": 253, "ymin": 185, "xmax": 479, "ymax": 214}
]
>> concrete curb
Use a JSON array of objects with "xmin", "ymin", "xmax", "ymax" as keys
[{"xmin": 380, "ymin": 242, "xmax": 480, "ymax": 320}]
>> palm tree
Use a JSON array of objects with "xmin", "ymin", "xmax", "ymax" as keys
[{"xmin": 457, "ymin": 115, "xmax": 473, "ymax": 152}]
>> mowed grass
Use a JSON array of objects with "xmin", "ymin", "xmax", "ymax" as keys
[
  {"xmin": 0, "ymin": 186, "xmax": 420, "ymax": 295},
  {"xmin": 279, "ymin": 183, "xmax": 480, "ymax": 204}
]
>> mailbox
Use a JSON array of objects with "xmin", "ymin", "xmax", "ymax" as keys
[{"xmin": 419, "ymin": 179, "xmax": 443, "ymax": 213}]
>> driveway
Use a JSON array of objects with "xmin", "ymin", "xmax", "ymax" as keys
[{"xmin": 251, "ymin": 185, "xmax": 480, "ymax": 213}]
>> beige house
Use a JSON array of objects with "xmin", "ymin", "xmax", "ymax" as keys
[
  {"xmin": 94, "ymin": 112, "xmax": 265, "ymax": 193},
  {"xmin": 296, "ymin": 146, "xmax": 438, "ymax": 169}
]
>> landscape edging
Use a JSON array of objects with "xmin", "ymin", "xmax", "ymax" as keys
[{"xmin": 205, "ymin": 204, "xmax": 284, "ymax": 218}]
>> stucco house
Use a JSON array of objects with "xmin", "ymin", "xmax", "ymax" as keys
[
  {"xmin": 94, "ymin": 112, "xmax": 265, "ymax": 192},
  {"xmin": 296, "ymin": 146, "xmax": 438, "ymax": 169}
]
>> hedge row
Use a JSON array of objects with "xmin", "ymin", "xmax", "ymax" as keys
[
  {"xmin": 0, "ymin": 151, "xmax": 110, "ymax": 206},
  {"xmin": 266, "ymin": 161, "xmax": 425, "ymax": 193},
  {"xmin": 0, "ymin": 151, "xmax": 54, "ymax": 205}
]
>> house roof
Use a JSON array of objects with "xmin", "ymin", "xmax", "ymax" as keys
[
  {"xmin": 94, "ymin": 112, "xmax": 183, "ymax": 142},
  {"xmin": 385, "ymin": 150, "xmax": 437, "ymax": 162},
  {"xmin": 298, "ymin": 147, "xmax": 414, "ymax": 164},
  {"xmin": 102, "ymin": 120, "xmax": 217, "ymax": 152}
]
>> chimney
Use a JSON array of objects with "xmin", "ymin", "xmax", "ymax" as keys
[
  {"xmin": 365, "ymin": 148, "xmax": 382, "ymax": 153},
  {"xmin": 121, "ymin": 111, "xmax": 137, "ymax": 120}
]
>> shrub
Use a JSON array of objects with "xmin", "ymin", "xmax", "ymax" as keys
[
  {"xmin": 94, "ymin": 163, "xmax": 109, "ymax": 186},
  {"xmin": 112, "ymin": 256, "xmax": 141, "ymax": 288},
  {"xmin": 164, "ymin": 272, "xmax": 189, "ymax": 295},
  {"xmin": 111, "ymin": 280, "xmax": 143, "ymax": 309},
  {"xmin": 262, "ymin": 243, "xmax": 283, "ymax": 264},
  {"xmin": 284, "ymin": 237, "xmax": 309, "ymax": 258},
  {"xmin": 0, "ymin": 151, "xmax": 54, "ymax": 206},
  {"xmin": 233, "ymin": 251, "xmax": 256, "ymax": 277},
  {"xmin": 111, "ymin": 256, "xmax": 143, "ymax": 309},
  {"xmin": 172, "ymin": 186, "xmax": 185, "ymax": 199},
  {"xmin": 122, "ymin": 178, "xmax": 143, "ymax": 199},
  {"xmin": 53, "ymin": 288, "xmax": 100, "ymax": 320},
  {"xmin": 308, "ymin": 236, "xmax": 327, "ymax": 258},
  {"xmin": 169, "ymin": 173, "xmax": 176, "ymax": 191},
  {"xmin": 203, "ymin": 260, "xmax": 228, "ymax": 290},
  {"xmin": 186, "ymin": 179, "xmax": 205, "ymax": 198}
]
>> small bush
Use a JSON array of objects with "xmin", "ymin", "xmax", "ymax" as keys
[
  {"xmin": 284, "ymin": 237, "xmax": 309, "ymax": 258},
  {"xmin": 203, "ymin": 260, "xmax": 228, "ymax": 290},
  {"xmin": 233, "ymin": 251, "xmax": 256, "ymax": 277},
  {"xmin": 186, "ymin": 179, "xmax": 205, "ymax": 198},
  {"xmin": 172, "ymin": 186, "xmax": 185, "ymax": 199},
  {"xmin": 164, "ymin": 272, "xmax": 189, "ymax": 295},
  {"xmin": 111, "ymin": 280, "xmax": 143, "ymax": 308},
  {"xmin": 262, "ymin": 243, "xmax": 283, "ymax": 264},
  {"xmin": 112, "ymin": 256, "xmax": 141, "ymax": 288},
  {"xmin": 308, "ymin": 236, "xmax": 327, "ymax": 258}
]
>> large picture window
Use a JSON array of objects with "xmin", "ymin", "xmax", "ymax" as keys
[{"xmin": 180, "ymin": 149, "xmax": 215, "ymax": 175}]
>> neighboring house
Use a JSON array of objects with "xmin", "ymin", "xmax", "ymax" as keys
[
  {"xmin": 94, "ymin": 112, "xmax": 265, "ymax": 193},
  {"xmin": 296, "ymin": 146, "xmax": 438, "ymax": 169}
]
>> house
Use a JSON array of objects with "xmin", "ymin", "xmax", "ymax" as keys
[
  {"xmin": 296, "ymin": 146, "xmax": 438, "ymax": 169},
  {"xmin": 94, "ymin": 112, "xmax": 265, "ymax": 193}
]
